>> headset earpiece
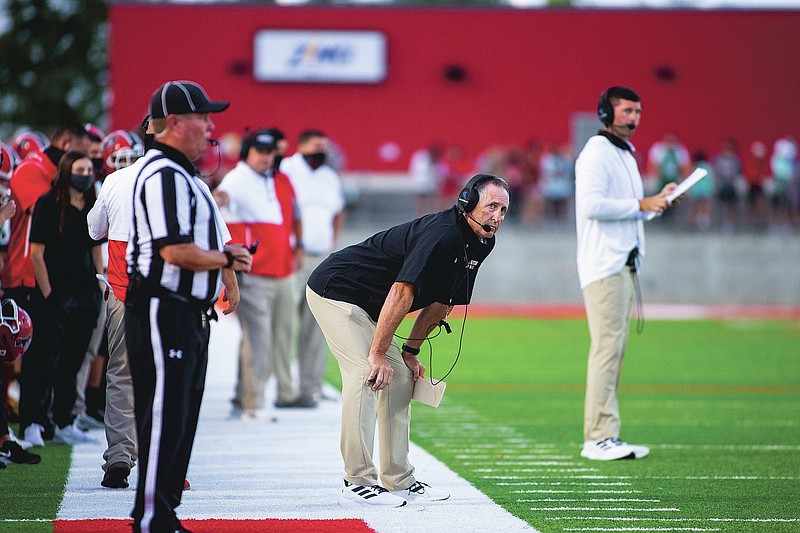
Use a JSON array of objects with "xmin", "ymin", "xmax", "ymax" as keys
[
  {"xmin": 597, "ymin": 89, "xmax": 615, "ymax": 127},
  {"xmin": 457, "ymin": 173, "xmax": 497, "ymax": 214}
]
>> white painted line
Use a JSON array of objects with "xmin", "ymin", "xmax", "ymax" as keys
[
  {"xmin": 530, "ymin": 507, "xmax": 681, "ymax": 512},
  {"xmin": 546, "ymin": 517, "xmax": 800, "ymax": 523},
  {"xmin": 518, "ymin": 499, "xmax": 661, "ymax": 503},
  {"xmin": 512, "ymin": 490, "xmax": 643, "ymax": 494},
  {"xmin": 562, "ymin": 528, "xmax": 720, "ymax": 532},
  {"xmin": 497, "ymin": 482, "xmax": 633, "ymax": 486}
]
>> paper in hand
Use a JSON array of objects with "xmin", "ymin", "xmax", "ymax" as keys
[
  {"xmin": 645, "ymin": 167, "xmax": 708, "ymax": 220},
  {"xmin": 412, "ymin": 378, "xmax": 446, "ymax": 407}
]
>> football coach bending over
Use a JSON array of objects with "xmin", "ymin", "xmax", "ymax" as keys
[
  {"xmin": 126, "ymin": 80, "xmax": 252, "ymax": 533},
  {"xmin": 306, "ymin": 173, "xmax": 509, "ymax": 507}
]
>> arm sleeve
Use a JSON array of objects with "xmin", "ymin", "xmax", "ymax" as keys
[
  {"xmin": 575, "ymin": 143, "xmax": 640, "ymax": 221},
  {"xmin": 87, "ymin": 183, "xmax": 110, "ymax": 240},
  {"xmin": 29, "ymin": 196, "xmax": 55, "ymax": 245},
  {"xmin": 395, "ymin": 227, "xmax": 447, "ymax": 296}
]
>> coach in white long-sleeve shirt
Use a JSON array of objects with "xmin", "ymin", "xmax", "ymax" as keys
[{"xmin": 575, "ymin": 86, "xmax": 676, "ymax": 462}]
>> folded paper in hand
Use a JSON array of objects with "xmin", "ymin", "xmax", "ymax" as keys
[
  {"xmin": 645, "ymin": 167, "xmax": 708, "ymax": 220},
  {"xmin": 413, "ymin": 378, "xmax": 446, "ymax": 407}
]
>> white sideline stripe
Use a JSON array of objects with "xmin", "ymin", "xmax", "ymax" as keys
[
  {"xmin": 513, "ymin": 490, "xmax": 643, "ymax": 494},
  {"xmin": 498, "ymin": 482, "xmax": 633, "ymax": 486},
  {"xmin": 57, "ymin": 312, "xmax": 537, "ymax": 533}
]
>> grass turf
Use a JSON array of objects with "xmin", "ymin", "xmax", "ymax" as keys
[
  {"xmin": 2, "ymin": 317, "xmax": 798, "ymax": 532},
  {"xmin": 403, "ymin": 317, "xmax": 800, "ymax": 532}
]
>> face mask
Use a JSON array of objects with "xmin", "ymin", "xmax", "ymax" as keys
[
  {"xmin": 144, "ymin": 133, "xmax": 155, "ymax": 152},
  {"xmin": 303, "ymin": 152, "xmax": 326, "ymax": 170},
  {"xmin": 272, "ymin": 154, "xmax": 284, "ymax": 172},
  {"xmin": 91, "ymin": 158, "xmax": 103, "ymax": 172},
  {"xmin": 70, "ymin": 173, "xmax": 94, "ymax": 193}
]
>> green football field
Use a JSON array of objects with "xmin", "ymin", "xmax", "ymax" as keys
[
  {"xmin": 401, "ymin": 316, "xmax": 800, "ymax": 532},
  {"xmin": 3, "ymin": 316, "xmax": 799, "ymax": 533}
]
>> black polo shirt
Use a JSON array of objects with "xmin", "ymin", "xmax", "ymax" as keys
[{"xmin": 308, "ymin": 206, "xmax": 494, "ymax": 322}]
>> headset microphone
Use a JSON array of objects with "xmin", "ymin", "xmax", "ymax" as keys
[
  {"xmin": 208, "ymin": 139, "xmax": 220, "ymax": 146},
  {"xmin": 466, "ymin": 212, "xmax": 494, "ymax": 233},
  {"xmin": 626, "ymin": 124, "xmax": 636, "ymax": 130}
]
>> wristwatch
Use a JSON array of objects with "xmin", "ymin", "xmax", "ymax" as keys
[{"xmin": 401, "ymin": 343, "xmax": 420, "ymax": 356}]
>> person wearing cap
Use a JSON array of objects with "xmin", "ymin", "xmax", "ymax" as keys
[
  {"xmin": 126, "ymin": 80, "xmax": 252, "ymax": 533},
  {"xmin": 215, "ymin": 128, "xmax": 303, "ymax": 417}
]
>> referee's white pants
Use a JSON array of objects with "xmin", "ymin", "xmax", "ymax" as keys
[
  {"xmin": 306, "ymin": 286, "xmax": 416, "ymax": 491},
  {"xmin": 235, "ymin": 273, "xmax": 297, "ymax": 410},
  {"xmin": 581, "ymin": 267, "xmax": 634, "ymax": 442}
]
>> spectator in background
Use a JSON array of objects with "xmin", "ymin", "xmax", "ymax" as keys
[
  {"xmin": 687, "ymin": 150, "xmax": 715, "ymax": 231},
  {"xmin": 440, "ymin": 144, "xmax": 470, "ymax": 211},
  {"xmin": 84, "ymin": 123, "xmax": 106, "ymax": 182},
  {"xmin": 3, "ymin": 125, "xmax": 90, "ymax": 447},
  {"xmin": 29, "ymin": 151, "xmax": 103, "ymax": 445},
  {"xmin": 281, "ymin": 129, "xmax": 346, "ymax": 408},
  {"xmin": 647, "ymin": 132, "xmax": 691, "ymax": 191},
  {"xmin": 770, "ymin": 135, "xmax": 798, "ymax": 229},
  {"xmin": 539, "ymin": 143, "xmax": 575, "ymax": 224},
  {"xmin": 744, "ymin": 141, "xmax": 770, "ymax": 231},
  {"xmin": 713, "ymin": 138, "xmax": 744, "ymax": 232},
  {"xmin": 217, "ymin": 129, "xmax": 301, "ymax": 416},
  {"xmin": 409, "ymin": 142, "xmax": 445, "ymax": 216},
  {"xmin": 520, "ymin": 139, "xmax": 544, "ymax": 225}
]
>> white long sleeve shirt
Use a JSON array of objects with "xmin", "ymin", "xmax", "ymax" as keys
[{"xmin": 575, "ymin": 134, "xmax": 646, "ymax": 289}]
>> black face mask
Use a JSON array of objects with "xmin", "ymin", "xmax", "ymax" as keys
[
  {"xmin": 91, "ymin": 158, "xmax": 103, "ymax": 172},
  {"xmin": 144, "ymin": 133, "xmax": 155, "ymax": 152},
  {"xmin": 272, "ymin": 154, "xmax": 284, "ymax": 172},
  {"xmin": 303, "ymin": 152, "xmax": 326, "ymax": 170},
  {"xmin": 70, "ymin": 173, "xmax": 94, "ymax": 193}
]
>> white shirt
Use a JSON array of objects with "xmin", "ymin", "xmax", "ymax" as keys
[
  {"xmin": 217, "ymin": 161, "xmax": 284, "ymax": 226},
  {"xmin": 575, "ymin": 134, "xmax": 646, "ymax": 289},
  {"xmin": 87, "ymin": 159, "xmax": 142, "ymax": 241},
  {"xmin": 280, "ymin": 153, "xmax": 344, "ymax": 255}
]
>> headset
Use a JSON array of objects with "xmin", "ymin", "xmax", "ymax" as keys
[
  {"xmin": 456, "ymin": 173, "xmax": 499, "ymax": 214},
  {"xmin": 238, "ymin": 129, "xmax": 253, "ymax": 161},
  {"xmin": 597, "ymin": 89, "xmax": 615, "ymax": 126}
]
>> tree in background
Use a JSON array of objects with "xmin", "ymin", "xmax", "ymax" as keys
[{"xmin": 0, "ymin": 0, "xmax": 107, "ymax": 139}]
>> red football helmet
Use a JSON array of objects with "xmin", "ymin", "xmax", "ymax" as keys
[
  {"xmin": 1, "ymin": 143, "xmax": 20, "ymax": 181},
  {"xmin": 101, "ymin": 130, "xmax": 144, "ymax": 174},
  {"xmin": 14, "ymin": 131, "xmax": 50, "ymax": 160},
  {"xmin": 0, "ymin": 298, "xmax": 33, "ymax": 363}
]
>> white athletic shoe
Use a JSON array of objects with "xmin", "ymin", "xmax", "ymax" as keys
[
  {"xmin": 581, "ymin": 437, "xmax": 635, "ymax": 461},
  {"xmin": 75, "ymin": 412, "xmax": 105, "ymax": 431},
  {"xmin": 627, "ymin": 442, "xmax": 650, "ymax": 459},
  {"xmin": 53, "ymin": 423, "xmax": 98, "ymax": 445},
  {"xmin": 391, "ymin": 481, "xmax": 450, "ymax": 502},
  {"xmin": 8, "ymin": 427, "xmax": 33, "ymax": 450},
  {"xmin": 23, "ymin": 423, "xmax": 46, "ymax": 448},
  {"xmin": 340, "ymin": 480, "xmax": 407, "ymax": 507}
]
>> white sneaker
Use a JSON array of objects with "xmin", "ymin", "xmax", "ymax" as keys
[
  {"xmin": 53, "ymin": 423, "xmax": 98, "ymax": 445},
  {"xmin": 75, "ymin": 412, "xmax": 105, "ymax": 431},
  {"xmin": 340, "ymin": 480, "xmax": 407, "ymax": 507},
  {"xmin": 23, "ymin": 423, "xmax": 46, "ymax": 448},
  {"xmin": 8, "ymin": 427, "xmax": 33, "ymax": 450},
  {"xmin": 391, "ymin": 481, "xmax": 450, "ymax": 502},
  {"xmin": 627, "ymin": 442, "xmax": 650, "ymax": 459},
  {"xmin": 581, "ymin": 437, "xmax": 635, "ymax": 461}
]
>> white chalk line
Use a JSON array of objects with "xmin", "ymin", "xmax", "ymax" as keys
[
  {"xmin": 531, "ymin": 507, "xmax": 681, "ymax": 512},
  {"xmin": 519, "ymin": 499, "xmax": 661, "ymax": 503},
  {"xmin": 562, "ymin": 528, "xmax": 720, "ymax": 532},
  {"xmin": 546, "ymin": 517, "xmax": 800, "ymax": 523},
  {"xmin": 512, "ymin": 490, "xmax": 643, "ymax": 494}
]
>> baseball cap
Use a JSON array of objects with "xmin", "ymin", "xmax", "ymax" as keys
[
  {"xmin": 248, "ymin": 129, "xmax": 278, "ymax": 151},
  {"xmin": 149, "ymin": 81, "xmax": 229, "ymax": 119}
]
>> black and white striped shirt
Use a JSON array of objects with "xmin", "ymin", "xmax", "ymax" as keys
[{"xmin": 127, "ymin": 142, "xmax": 231, "ymax": 304}]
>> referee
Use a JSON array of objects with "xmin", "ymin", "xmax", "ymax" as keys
[{"xmin": 126, "ymin": 80, "xmax": 252, "ymax": 533}]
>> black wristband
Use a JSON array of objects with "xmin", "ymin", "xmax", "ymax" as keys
[
  {"xmin": 401, "ymin": 343, "xmax": 420, "ymax": 356},
  {"xmin": 224, "ymin": 251, "xmax": 235, "ymax": 269}
]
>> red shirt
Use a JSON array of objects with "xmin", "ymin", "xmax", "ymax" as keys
[{"xmin": 1, "ymin": 154, "xmax": 57, "ymax": 289}]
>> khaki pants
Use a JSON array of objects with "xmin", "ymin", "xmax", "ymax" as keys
[
  {"xmin": 235, "ymin": 273, "xmax": 297, "ymax": 409},
  {"xmin": 306, "ymin": 286, "xmax": 416, "ymax": 490},
  {"xmin": 103, "ymin": 294, "xmax": 137, "ymax": 470},
  {"xmin": 582, "ymin": 267, "xmax": 634, "ymax": 442},
  {"xmin": 295, "ymin": 254, "xmax": 329, "ymax": 399}
]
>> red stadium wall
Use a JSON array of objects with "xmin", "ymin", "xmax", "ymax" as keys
[{"xmin": 108, "ymin": 5, "xmax": 800, "ymax": 172}]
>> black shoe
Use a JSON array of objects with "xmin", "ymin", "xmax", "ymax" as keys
[
  {"xmin": 101, "ymin": 463, "xmax": 131, "ymax": 488},
  {"xmin": 0, "ymin": 440, "xmax": 41, "ymax": 465}
]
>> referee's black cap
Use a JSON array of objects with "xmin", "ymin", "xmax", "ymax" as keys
[{"xmin": 150, "ymin": 81, "xmax": 229, "ymax": 119}]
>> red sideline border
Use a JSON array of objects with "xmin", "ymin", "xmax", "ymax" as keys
[{"xmin": 464, "ymin": 304, "xmax": 800, "ymax": 320}]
